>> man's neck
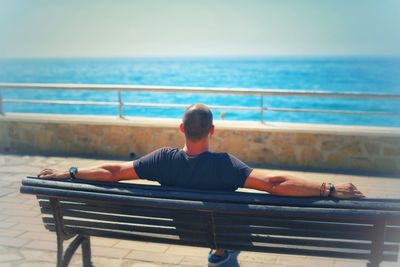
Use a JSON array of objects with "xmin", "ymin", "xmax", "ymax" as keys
[{"xmin": 182, "ymin": 139, "xmax": 209, "ymax": 156}]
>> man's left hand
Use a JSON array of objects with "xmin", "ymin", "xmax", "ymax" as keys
[{"xmin": 333, "ymin": 183, "xmax": 365, "ymax": 199}]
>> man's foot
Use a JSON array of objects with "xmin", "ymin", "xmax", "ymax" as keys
[{"xmin": 208, "ymin": 250, "xmax": 231, "ymax": 266}]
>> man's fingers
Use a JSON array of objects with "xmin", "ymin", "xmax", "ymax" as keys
[
  {"xmin": 39, "ymin": 169, "xmax": 53, "ymax": 175},
  {"xmin": 38, "ymin": 169, "xmax": 56, "ymax": 178},
  {"xmin": 40, "ymin": 173, "xmax": 56, "ymax": 179},
  {"xmin": 351, "ymin": 189, "xmax": 365, "ymax": 198}
]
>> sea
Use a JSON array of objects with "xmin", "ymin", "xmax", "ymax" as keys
[{"xmin": 0, "ymin": 57, "xmax": 399, "ymax": 127}]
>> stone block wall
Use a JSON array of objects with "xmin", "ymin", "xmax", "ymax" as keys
[
  {"xmin": 212, "ymin": 130, "xmax": 400, "ymax": 174},
  {"xmin": 1, "ymin": 114, "xmax": 399, "ymax": 175}
]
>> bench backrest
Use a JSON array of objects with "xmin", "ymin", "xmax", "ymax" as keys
[{"xmin": 21, "ymin": 177, "xmax": 400, "ymax": 263}]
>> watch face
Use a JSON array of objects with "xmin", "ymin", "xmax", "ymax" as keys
[{"xmin": 69, "ymin": 167, "xmax": 78, "ymax": 178}]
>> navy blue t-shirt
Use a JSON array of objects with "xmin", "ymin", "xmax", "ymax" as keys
[{"xmin": 133, "ymin": 147, "xmax": 253, "ymax": 191}]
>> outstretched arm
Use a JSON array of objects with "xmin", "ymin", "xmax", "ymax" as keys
[
  {"xmin": 243, "ymin": 169, "xmax": 364, "ymax": 199},
  {"xmin": 38, "ymin": 161, "xmax": 139, "ymax": 182}
]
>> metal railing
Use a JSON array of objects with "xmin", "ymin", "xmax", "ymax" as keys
[{"xmin": 0, "ymin": 83, "xmax": 399, "ymax": 123}]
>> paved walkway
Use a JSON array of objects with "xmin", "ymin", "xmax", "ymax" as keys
[{"xmin": 0, "ymin": 154, "xmax": 399, "ymax": 267}]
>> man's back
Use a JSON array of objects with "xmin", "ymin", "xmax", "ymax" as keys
[{"xmin": 133, "ymin": 147, "xmax": 253, "ymax": 191}]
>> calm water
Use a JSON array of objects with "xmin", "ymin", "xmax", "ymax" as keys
[{"xmin": 0, "ymin": 57, "xmax": 399, "ymax": 126}]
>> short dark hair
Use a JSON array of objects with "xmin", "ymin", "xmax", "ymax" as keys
[{"xmin": 183, "ymin": 104, "xmax": 213, "ymax": 141}]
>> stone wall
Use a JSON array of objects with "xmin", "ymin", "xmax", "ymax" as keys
[{"xmin": 1, "ymin": 113, "xmax": 400, "ymax": 175}]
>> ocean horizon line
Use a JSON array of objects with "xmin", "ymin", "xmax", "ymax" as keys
[{"xmin": 1, "ymin": 54, "xmax": 400, "ymax": 61}]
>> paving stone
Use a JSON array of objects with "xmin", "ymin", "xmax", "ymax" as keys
[
  {"xmin": 0, "ymin": 196, "xmax": 25, "ymax": 204},
  {"xmin": 91, "ymin": 236, "xmax": 120, "ymax": 247},
  {"xmin": 239, "ymin": 261, "xmax": 279, "ymax": 267},
  {"xmin": 164, "ymin": 244, "xmax": 208, "ymax": 256},
  {"xmin": 1, "ymin": 208, "xmax": 40, "ymax": 217},
  {"xmin": 276, "ymin": 255, "xmax": 312, "ymax": 266},
  {"xmin": 24, "ymin": 240, "xmax": 57, "ymax": 251},
  {"xmin": 0, "ymin": 229, "xmax": 25, "ymax": 238},
  {"xmin": 114, "ymin": 240, "xmax": 169, "ymax": 253},
  {"xmin": 0, "ymin": 173, "xmax": 27, "ymax": 182},
  {"xmin": 87, "ymin": 256, "xmax": 128, "ymax": 267},
  {"xmin": 75, "ymin": 245, "xmax": 131, "ymax": 259},
  {"xmin": 0, "ymin": 252, "xmax": 23, "ymax": 262},
  {"xmin": 18, "ymin": 231, "xmax": 56, "ymax": 242},
  {"xmin": 237, "ymin": 251, "xmax": 278, "ymax": 264},
  {"xmin": 333, "ymin": 259, "xmax": 368, "ymax": 267},
  {"xmin": 0, "ymin": 202, "xmax": 36, "ymax": 210},
  {"xmin": 20, "ymin": 249, "xmax": 57, "ymax": 263},
  {"xmin": 309, "ymin": 257, "xmax": 335, "ymax": 267},
  {"xmin": 0, "ymin": 236, "xmax": 30, "ymax": 248},
  {"xmin": 0, "ymin": 263, "xmax": 12, "ymax": 267},
  {"xmin": 0, "ymin": 189, "xmax": 14, "ymax": 197},
  {"xmin": 11, "ymin": 223, "xmax": 46, "ymax": 232},
  {"xmin": 126, "ymin": 250, "xmax": 184, "ymax": 265},
  {"xmin": 379, "ymin": 262, "xmax": 397, "ymax": 267},
  {"xmin": 16, "ymin": 262, "xmax": 56, "ymax": 267},
  {"xmin": 123, "ymin": 262, "xmax": 165, "ymax": 267},
  {"xmin": 5, "ymin": 216, "xmax": 43, "ymax": 225},
  {"xmin": 0, "ymin": 222, "xmax": 15, "ymax": 229},
  {"xmin": 0, "ymin": 182, "xmax": 13, "ymax": 188},
  {"xmin": 6, "ymin": 181, "xmax": 24, "ymax": 189},
  {"xmin": 179, "ymin": 255, "xmax": 208, "ymax": 266},
  {"xmin": 0, "ymin": 166, "xmax": 38, "ymax": 174}
]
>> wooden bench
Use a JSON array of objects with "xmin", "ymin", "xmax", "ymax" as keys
[{"xmin": 20, "ymin": 176, "xmax": 400, "ymax": 267}]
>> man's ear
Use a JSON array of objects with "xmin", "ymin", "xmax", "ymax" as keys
[
  {"xmin": 179, "ymin": 123, "xmax": 185, "ymax": 134},
  {"xmin": 209, "ymin": 125, "xmax": 215, "ymax": 135}
]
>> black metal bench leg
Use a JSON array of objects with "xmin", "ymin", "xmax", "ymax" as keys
[
  {"xmin": 82, "ymin": 236, "xmax": 93, "ymax": 267},
  {"xmin": 367, "ymin": 219, "xmax": 387, "ymax": 267},
  {"xmin": 50, "ymin": 198, "xmax": 66, "ymax": 267},
  {"xmin": 56, "ymin": 232, "xmax": 64, "ymax": 267},
  {"xmin": 367, "ymin": 260, "xmax": 381, "ymax": 267}
]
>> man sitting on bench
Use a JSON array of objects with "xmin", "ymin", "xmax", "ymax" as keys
[{"xmin": 38, "ymin": 103, "xmax": 364, "ymax": 266}]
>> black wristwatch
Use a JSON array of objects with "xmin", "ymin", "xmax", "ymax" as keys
[{"xmin": 69, "ymin": 167, "xmax": 78, "ymax": 179}]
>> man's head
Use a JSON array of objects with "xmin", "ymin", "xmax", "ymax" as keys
[{"xmin": 181, "ymin": 104, "xmax": 214, "ymax": 141}]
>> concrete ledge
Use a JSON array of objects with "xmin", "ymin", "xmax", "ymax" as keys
[
  {"xmin": 1, "ymin": 113, "xmax": 400, "ymax": 175},
  {"xmin": 2, "ymin": 112, "xmax": 400, "ymax": 136}
]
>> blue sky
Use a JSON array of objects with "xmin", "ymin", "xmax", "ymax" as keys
[{"xmin": 0, "ymin": 0, "xmax": 399, "ymax": 58}]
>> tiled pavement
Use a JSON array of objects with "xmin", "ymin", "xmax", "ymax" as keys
[{"xmin": 0, "ymin": 154, "xmax": 399, "ymax": 267}]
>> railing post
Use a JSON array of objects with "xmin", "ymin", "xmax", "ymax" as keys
[
  {"xmin": 260, "ymin": 95, "xmax": 264, "ymax": 124},
  {"xmin": 118, "ymin": 91, "xmax": 123, "ymax": 118},
  {"xmin": 0, "ymin": 92, "xmax": 3, "ymax": 115}
]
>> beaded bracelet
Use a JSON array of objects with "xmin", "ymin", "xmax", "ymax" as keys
[{"xmin": 319, "ymin": 182, "xmax": 326, "ymax": 197}]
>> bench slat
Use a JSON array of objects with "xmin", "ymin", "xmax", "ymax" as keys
[
  {"xmin": 215, "ymin": 232, "xmax": 399, "ymax": 252},
  {"xmin": 215, "ymin": 214, "xmax": 373, "ymax": 233},
  {"xmin": 215, "ymin": 224, "xmax": 372, "ymax": 241},
  {"xmin": 38, "ymin": 199, "xmax": 207, "ymax": 221},
  {"xmin": 216, "ymin": 242, "xmax": 398, "ymax": 261},
  {"xmin": 45, "ymin": 224, "xmax": 213, "ymax": 248},
  {"xmin": 40, "ymin": 208, "xmax": 207, "ymax": 230},
  {"xmin": 42, "ymin": 217, "xmax": 208, "ymax": 239},
  {"xmin": 386, "ymin": 226, "xmax": 400, "ymax": 242}
]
